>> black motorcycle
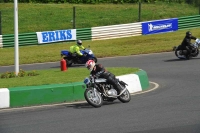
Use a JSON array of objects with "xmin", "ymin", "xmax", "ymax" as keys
[
  {"xmin": 173, "ymin": 38, "xmax": 200, "ymax": 59},
  {"xmin": 82, "ymin": 75, "xmax": 131, "ymax": 108}
]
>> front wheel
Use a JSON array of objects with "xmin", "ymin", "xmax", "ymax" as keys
[
  {"xmin": 84, "ymin": 89, "xmax": 103, "ymax": 108},
  {"xmin": 89, "ymin": 57, "xmax": 97, "ymax": 63},
  {"xmin": 118, "ymin": 88, "xmax": 131, "ymax": 103},
  {"xmin": 192, "ymin": 48, "xmax": 199, "ymax": 57}
]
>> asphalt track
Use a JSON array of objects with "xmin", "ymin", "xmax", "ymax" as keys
[{"xmin": 1, "ymin": 52, "xmax": 200, "ymax": 133}]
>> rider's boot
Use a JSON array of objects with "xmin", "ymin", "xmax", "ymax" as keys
[{"xmin": 116, "ymin": 83, "xmax": 126, "ymax": 94}]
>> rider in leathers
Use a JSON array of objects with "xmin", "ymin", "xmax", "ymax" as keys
[
  {"xmin": 86, "ymin": 60, "xmax": 123, "ymax": 94},
  {"xmin": 180, "ymin": 31, "xmax": 197, "ymax": 57}
]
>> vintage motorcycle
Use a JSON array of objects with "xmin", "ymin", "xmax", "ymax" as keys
[
  {"xmin": 82, "ymin": 75, "xmax": 131, "ymax": 108},
  {"xmin": 60, "ymin": 47, "xmax": 97, "ymax": 67},
  {"xmin": 173, "ymin": 38, "xmax": 200, "ymax": 59}
]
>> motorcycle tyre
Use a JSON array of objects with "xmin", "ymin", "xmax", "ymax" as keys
[
  {"xmin": 118, "ymin": 89, "xmax": 131, "ymax": 103},
  {"xmin": 84, "ymin": 89, "xmax": 103, "ymax": 108},
  {"xmin": 175, "ymin": 49, "xmax": 182, "ymax": 58},
  {"xmin": 192, "ymin": 49, "xmax": 199, "ymax": 57},
  {"xmin": 89, "ymin": 57, "xmax": 98, "ymax": 63},
  {"xmin": 64, "ymin": 58, "xmax": 73, "ymax": 67},
  {"xmin": 175, "ymin": 49, "xmax": 189, "ymax": 59}
]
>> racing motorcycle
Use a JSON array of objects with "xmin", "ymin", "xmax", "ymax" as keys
[
  {"xmin": 82, "ymin": 75, "xmax": 131, "ymax": 108},
  {"xmin": 60, "ymin": 47, "xmax": 97, "ymax": 67},
  {"xmin": 173, "ymin": 38, "xmax": 200, "ymax": 59}
]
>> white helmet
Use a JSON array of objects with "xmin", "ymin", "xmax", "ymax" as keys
[
  {"xmin": 86, "ymin": 60, "xmax": 95, "ymax": 71},
  {"xmin": 77, "ymin": 40, "xmax": 82, "ymax": 45}
]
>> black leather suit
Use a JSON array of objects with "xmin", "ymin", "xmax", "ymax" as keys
[
  {"xmin": 180, "ymin": 35, "xmax": 197, "ymax": 55},
  {"xmin": 90, "ymin": 64, "xmax": 122, "ymax": 93}
]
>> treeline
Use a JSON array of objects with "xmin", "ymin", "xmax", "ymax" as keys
[{"xmin": 0, "ymin": 0, "xmax": 199, "ymax": 4}]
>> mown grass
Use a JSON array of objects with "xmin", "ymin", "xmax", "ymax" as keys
[
  {"xmin": 0, "ymin": 2, "xmax": 200, "ymax": 88},
  {"xmin": 0, "ymin": 2, "xmax": 198, "ymax": 34},
  {"xmin": 0, "ymin": 67, "xmax": 139, "ymax": 88},
  {"xmin": 0, "ymin": 28, "xmax": 200, "ymax": 66}
]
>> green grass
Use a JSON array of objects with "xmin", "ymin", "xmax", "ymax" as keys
[
  {"xmin": 0, "ymin": 2, "xmax": 200, "ymax": 88},
  {"xmin": 0, "ymin": 67, "xmax": 139, "ymax": 88},
  {"xmin": 0, "ymin": 28, "xmax": 200, "ymax": 66},
  {"xmin": 0, "ymin": 2, "xmax": 198, "ymax": 34}
]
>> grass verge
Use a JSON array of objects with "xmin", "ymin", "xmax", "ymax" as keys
[
  {"xmin": 0, "ymin": 3, "xmax": 198, "ymax": 34},
  {"xmin": 1, "ymin": 28, "xmax": 200, "ymax": 66},
  {"xmin": 0, "ymin": 67, "xmax": 140, "ymax": 88}
]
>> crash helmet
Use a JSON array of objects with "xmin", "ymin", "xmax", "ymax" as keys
[
  {"xmin": 186, "ymin": 31, "xmax": 192, "ymax": 38},
  {"xmin": 86, "ymin": 60, "xmax": 95, "ymax": 71},
  {"xmin": 77, "ymin": 40, "xmax": 82, "ymax": 46}
]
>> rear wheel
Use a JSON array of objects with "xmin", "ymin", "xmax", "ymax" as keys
[
  {"xmin": 175, "ymin": 49, "xmax": 181, "ymax": 57},
  {"xmin": 175, "ymin": 49, "xmax": 187, "ymax": 59},
  {"xmin": 64, "ymin": 58, "xmax": 73, "ymax": 67},
  {"xmin": 118, "ymin": 86, "xmax": 131, "ymax": 103}
]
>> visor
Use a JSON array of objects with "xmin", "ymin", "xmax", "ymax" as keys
[{"xmin": 87, "ymin": 65, "xmax": 91, "ymax": 70}]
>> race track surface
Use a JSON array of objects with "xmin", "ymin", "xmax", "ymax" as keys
[{"xmin": 1, "ymin": 52, "xmax": 200, "ymax": 133}]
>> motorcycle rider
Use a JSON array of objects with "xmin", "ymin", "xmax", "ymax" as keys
[
  {"xmin": 85, "ymin": 60, "xmax": 124, "ymax": 94},
  {"xmin": 69, "ymin": 40, "xmax": 86, "ymax": 62},
  {"xmin": 180, "ymin": 31, "xmax": 197, "ymax": 58}
]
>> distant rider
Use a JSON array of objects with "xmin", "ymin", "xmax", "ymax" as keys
[
  {"xmin": 70, "ymin": 40, "xmax": 86, "ymax": 61},
  {"xmin": 85, "ymin": 60, "xmax": 124, "ymax": 94},
  {"xmin": 180, "ymin": 31, "xmax": 197, "ymax": 57}
]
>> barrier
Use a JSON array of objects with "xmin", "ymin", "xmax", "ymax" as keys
[
  {"xmin": 0, "ymin": 35, "xmax": 2, "ymax": 48},
  {"xmin": 0, "ymin": 69, "xmax": 149, "ymax": 109},
  {"xmin": 1, "ymin": 15, "xmax": 199, "ymax": 48},
  {"xmin": 92, "ymin": 22, "xmax": 142, "ymax": 40},
  {"xmin": 1, "ymin": 28, "xmax": 92, "ymax": 48},
  {"xmin": 178, "ymin": 15, "xmax": 200, "ymax": 29}
]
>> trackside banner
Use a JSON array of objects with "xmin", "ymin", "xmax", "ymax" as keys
[
  {"xmin": 36, "ymin": 29, "xmax": 76, "ymax": 44},
  {"xmin": 142, "ymin": 18, "xmax": 178, "ymax": 35}
]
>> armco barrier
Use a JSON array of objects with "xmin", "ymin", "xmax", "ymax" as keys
[
  {"xmin": 0, "ymin": 70, "xmax": 149, "ymax": 109},
  {"xmin": 1, "ymin": 15, "xmax": 200, "ymax": 48},
  {"xmin": 1, "ymin": 28, "xmax": 92, "ymax": 48},
  {"xmin": 3, "ymin": 32, "xmax": 38, "ymax": 48},
  {"xmin": 91, "ymin": 22, "xmax": 142, "ymax": 40},
  {"xmin": 0, "ymin": 35, "xmax": 2, "ymax": 48},
  {"xmin": 178, "ymin": 15, "xmax": 200, "ymax": 29}
]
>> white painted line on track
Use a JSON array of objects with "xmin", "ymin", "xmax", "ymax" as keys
[{"xmin": 0, "ymin": 81, "xmax": 159, "ymax": 113}]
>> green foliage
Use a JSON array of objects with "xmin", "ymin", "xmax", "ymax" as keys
[
  {"xmin": 0, "ymin": 3, "xmax": 198, "ymax": 34},
  {"xmin": 0, "ymin": 71, "xmax": 16, "ymax": 78},
  {"xmin": 0, "ymin": 0, "xmax": 199, "ymax": 4},
  {"xmin": 0, "ymin": 69, "xmax": 39, "ymax": 79}
]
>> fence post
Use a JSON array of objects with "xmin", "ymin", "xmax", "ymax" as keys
[
  {"xmin": 138, "ymin": 1, "xmax": 141, "ymax": 22},
  {"xmin": 0, "ymin": 11, "xmax": 2, "ymax": 35},
  {"xmin": 73, "ymin": 6, "xmax": 76, "ymax": 29},
  {"xmin": 199, "ymin": 1, "xmax": 200, "ymax": 15}
]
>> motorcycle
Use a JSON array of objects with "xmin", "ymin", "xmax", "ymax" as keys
[
  {"xmin": 82, "ymin": 75, "xmax": 131, "ymax": 108},
  {"xmin": 173, "ymin": 38, "xmax": 200, "ymax": 59},
  {"xmin": 60, "ymin": 47, "xmax": 97, "ymax": 67}
]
